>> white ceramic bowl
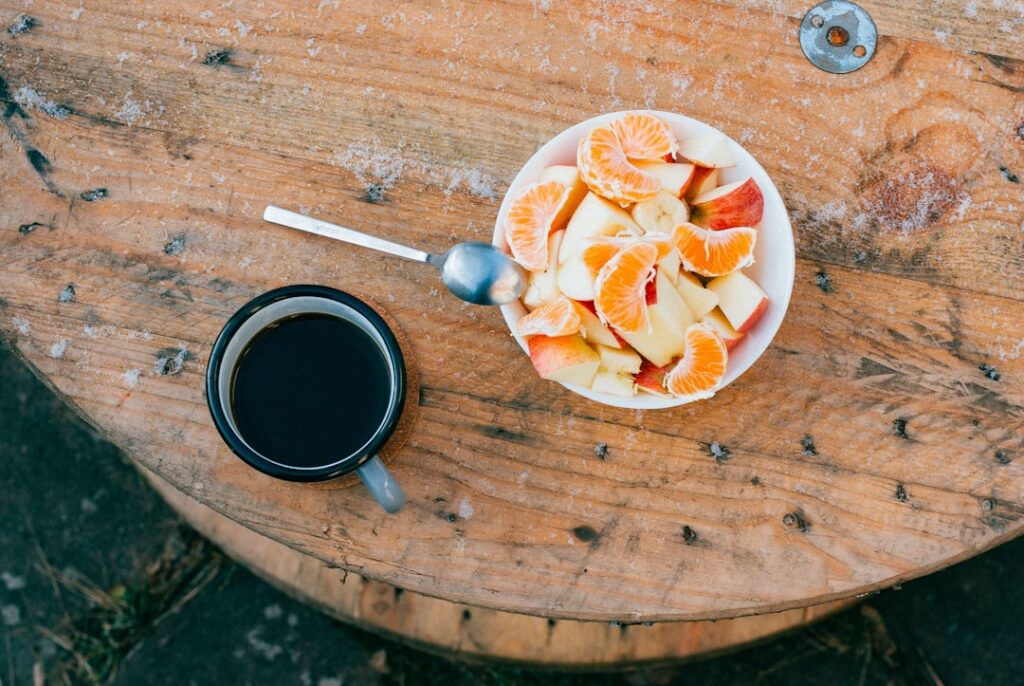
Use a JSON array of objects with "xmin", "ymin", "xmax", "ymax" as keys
[{"xmin": 493, "ymin": 110, "xmax": 795, "ymax": 409}]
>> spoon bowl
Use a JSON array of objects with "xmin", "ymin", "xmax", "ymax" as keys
[{"xmin": 435, "ymin": 242, "xmax": 526, "ymax": 306}]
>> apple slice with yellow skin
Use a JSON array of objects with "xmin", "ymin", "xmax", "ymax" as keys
[
  {"xmin": 674, "ymin": 271, "xmax": 719, "ymax": 320},
  {"xmin": 556, "ymin": 192, "xmax": 641, "ymax": 300},
  {"xmin": 633, "ymin": 162, "xmax": 696, "ymax": 197},
  {"xmin": 700, "ymin": 308, "xmax": 744, "ymax": 349},
  {"xmin": 685, "ymin": 167, "xmax": 718, "ymax": 202},
  {"xmin": 597, "ymin": 344, "xmax": 642, "ymax": 374},
  {"xmin": 706, "ymin": 271, "xmax": 768, "ymax": 333},
  {"xmin": 689, "ymin": 177, "xmax": 764, "ymax": 230},
  {"xmin": 574, "ymin": 301, "xmax": 622, "ymax": 349},
  {"xmin": 592, "ymin": 371, "xmax": 636, "ymax": 397},
  {"xmin": 677, "ymin": 134, "xmax": 736, "ymax": 168},
  {"xmin": 522, "ymin": 230, "xmax": 564, "ymax": 310},
  {"xmin": 527, "ymin": 334, "xmax": 601, "ymax": 387},
  {"xmin": 539, "ymin": 165, "xmax": 589, "ymax": 231},
  {"xmin": 615, "ymin": 269, "xmax": 693, "ymax": 367}
]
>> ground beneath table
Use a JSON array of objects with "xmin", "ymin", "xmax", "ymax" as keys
[{"xmin": 1, "ymin": 342, "xmax": 1021, "ymax": 685}]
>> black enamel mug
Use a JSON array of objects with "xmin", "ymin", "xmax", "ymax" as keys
[{"xmin": 205, "ymin": 285, "xmax": 406, "ymax": 513}]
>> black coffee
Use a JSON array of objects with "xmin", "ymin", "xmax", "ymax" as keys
[{"xmin": 231, "ymin": 314, "xmax": 391, "ymax": 468}]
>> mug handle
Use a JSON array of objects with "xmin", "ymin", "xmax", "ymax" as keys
[{"xmin": 356, "ymin": 456, "xmax": 406, "ymax": 514}]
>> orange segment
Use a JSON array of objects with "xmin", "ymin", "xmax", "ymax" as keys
[
  {"xmin": 582, "ymin": 236, "xmax": 674, "ymax": 273},
  {"xmin": 516, "ymin": 297, "xmax": 582, "ymax": 337},
  {"xmin": 611, "ymin": 112, "xmax": 677, "ymax": 161},
  {"xmin": 505, "ymin": 181, "xmax": 571, "ymax": 271},
  {"xmin": 664, "ymin": 323, "xmax": 728, "ymax": 399},
  {"xmin": 593, "ymin": 241, "xmax": 659, "ymax": 333},
  {"xmin": 671, "ymin": 222, "xmax": 756, "ymax": 277},
  {"xmin": 577, "ymin": 125, "xmax": 661, "ymax": 206}
]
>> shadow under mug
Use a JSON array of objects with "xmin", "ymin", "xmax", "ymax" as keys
[{"xmin": 205, "ymin": 285, "xmax": 407, "ymax": 513}]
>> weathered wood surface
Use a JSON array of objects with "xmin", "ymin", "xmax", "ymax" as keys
[
  {"xmin": 144, "ymin": 467, "xmax": 857, "ymax": 666},
  {"xmin": 0, "ymin": 0, "xmax": 1022, "ymax": 621}
]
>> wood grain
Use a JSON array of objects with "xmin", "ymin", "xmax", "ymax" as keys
[
  {"xmin": 0, "ymin": 0, "xmax": 1022, "ymax": 621},
  {"xmin": 144, "ymin": 468, "xmax": 857, "ymax": 666}
]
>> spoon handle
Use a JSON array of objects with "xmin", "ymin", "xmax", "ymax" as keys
[{"xmin": 263, "ymin": 205, "xmax": 431, "ymax": 264}]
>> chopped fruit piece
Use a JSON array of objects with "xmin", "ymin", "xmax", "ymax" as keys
[
  {"xmin": 597, "ymin": 344, "xmax": 642, "ymax": 374},
  {"xmin": 633, "ymin": 162, "xmax": 696, "ymax": 197},
  {"xmin": 689, "ymin": 177, "xmax": 764, "ymax": 230},
  {"xmin": 539, "ymin": 165, "xmax": 589, "ymax": 230},
  {"xmin": 677, "ymin": 133, "xmax": 736, "ymax": 168},
  {"xmin": 634, "ymin": 358, "xmax": 672, "ymax": 396},
  {"xmin": 594, "ymin": 241, "xmax": 660, "ymax": 333},
  {"xmin": 700, "ymin": 308, "xmax": 744, "ymax": 349},
  {"xmin": 527, "ymin": 334, "xmax": 600, "ymax": 386},
  {"xmin": 581, "ymin": 235, "xmax": 673, "ymax": 273},
  {"xmin": 657, "ymin": 248, "xmax": 681, "ymax": 284},
  {"xmin": 578, "ymin": 125, "xmax": 661, "ymax": 206},
  {"xmin": 672, "ymin": 222, "xmax": 757, "ymax": 277},
  {"xmin": 592, "ymin": 371, "xmax": 636, "ymax": 397},
  {"xmin": 612, "ymin": 112, "xmax": 678, "ymax": 161},
  {"xmin": 522, "ymin": 230, "xmax": 564, "ymax": 310},
  {"xmin": 574, "ymin": 301, "xmax": 622, "ymax": 349},
  {"xmin": 505, "ymin": 180, "xmax": 571, "ymax": 271},
  {"xmin": 685, "ymin": 167, "xmax": 719, "ymax": 201},
  {"xmin": 560, "ymin": 192, "xmax": 640, "ymax": 263},
  {"xmin": 556, "ymin": 192, "xmax": 641, "ymax": 300},
  {"xmin": 630, "ymin": 190, "xmax": 690, "ymax": 235},
  {"xmin": 516, "ymin": 297, "xmax": 582, "ymax": 337},
  {"xmin": 616, "ymin": 271, "xmax": 693, "ymax": 367},
  {"xmin": 675, "ymin": 271, "xmax": 719, "ymax": 320},
  {"xmin": 706, "ymin": 271, "xmax": 769, "ymax": 333},
  {"xmin": 664, "ymin": 324, "xmax": 728, "ymax": 399}
]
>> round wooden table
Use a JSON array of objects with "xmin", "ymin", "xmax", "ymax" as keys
[{"xmin": 1, "ymin": 0, "xmax": 1022, "ymax": 668}]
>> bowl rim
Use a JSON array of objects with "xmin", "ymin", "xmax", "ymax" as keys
[{"xmin": 492, "ymin": 109, "xmax": 795, "ymax": 410}]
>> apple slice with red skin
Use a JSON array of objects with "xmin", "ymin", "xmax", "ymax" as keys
[
  {"xmin": 527, "ymin": 334, "xmax": 601, "ymax": 387},
  {"xmin": 685, "ymin": 167, "xmax": 718, "ymax": 202},
  {"xmin": 677, "ymin": 134, "xmax": 736, "ymax": 168},
  {"xmin": 706, "ymin": 271, "xmax": 768, "ymax": 333},
  {"xmin": 634, "ymin": 358, "xmax": 673, "ymax": 396},
  {"xmin": 700, "ymin": 308, "xmax": 744, "ymax": 349},
  {"xmin": 689, "ymin": 177, "xmax": 764, "ymax": 230}
]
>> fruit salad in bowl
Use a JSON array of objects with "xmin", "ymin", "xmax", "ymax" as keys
[{"xmin": 493, "ymin": 111, "xmax": 795, "ymax": 409}]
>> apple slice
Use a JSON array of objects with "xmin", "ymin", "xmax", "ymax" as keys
[
  {"xmin": 685, "ymin": 167, "xmax": 718, "ymax": 201},
  {"xmin": 634, "ymin": 359, "xmax": 672, "ymax": 396},
  {"xmin": 657, "ymin": 247, "xmax": 681, "ymax": 284},
  {"xmin": 674, "ymin": 271, "xmax": 719, "ymax": 320},
  {"xmin": 556, "ymin": 192, "xmax": 641, "ymax": 300},
  {"xmin": 700, "ymin": 308, "xmax": 744, "ymax": 349},
  {"xmin": 539, "ymin": 165, "xmax": 589, "ymax": 231},
  {"xmin": 706, "ymin": 271, "xmax": 768, "ymax": 333},
  {"xmin": 689, "ymin": 177, "xmax": 764, "ymax": 230},
  {"xmin": 597, "ymin": 344, "xmax": 642, "ymax": 374},
  {"xmin": 630, "ymin": 191, "xmax": 689, "ymax": 235},
  {"xmin": 616, "ymin": 269, "xmax": 693, "ymax": 366},
  {"xmin": 591, "ymin": 371, "xmax": 636, "ymax": 397},
  {"xmin": 527, "ymin": 334, "xmax": 600, "ymax": 387},
  {"xmin": 633, "ymin": 162, "xmax": 696, "ymax": 197},
  {"xmin": 522, "ymin": 230, "xmax": 564, "ymax": 310},
  {"xmin": 677, "ymin": 134, "xmax": 736, "ymax": 168},
  {"xmin": 574, "ymin": 301, "xmax": 622, "ymax": 349}
]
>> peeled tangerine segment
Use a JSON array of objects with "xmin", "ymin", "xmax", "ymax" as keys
[
  {"xmin": 593, "ymin": 241, "xmax": 660, "ymax": 333},
  {"xmin": 611, "ymin": 112, "xmax": 677, "ymax": 161},
  {"xmin": 516, "ymin": 297, "xmax": 582, "ymax": 337},
  {"xmin": 663, "ymin": 323, "xmax": 728, "ymax": 400},
  {"xmin": 581, "ymin": 235, "xmax": 674, "ymax": 273},
  {"xmin": 578, "ymin": 124, "xmax": 661, "ymax": 206},
  {"xmin": 672, "ymin": 222, "xmax": 756, "ymax": 277},
  {"xmin": 505, "ymin": 180, "xmax": 570, "ymax": 271}
]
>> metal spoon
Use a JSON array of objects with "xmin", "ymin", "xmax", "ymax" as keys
[{"xmin": 263, "ymin": 206, "xmax": 526, "ymax": 306}]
